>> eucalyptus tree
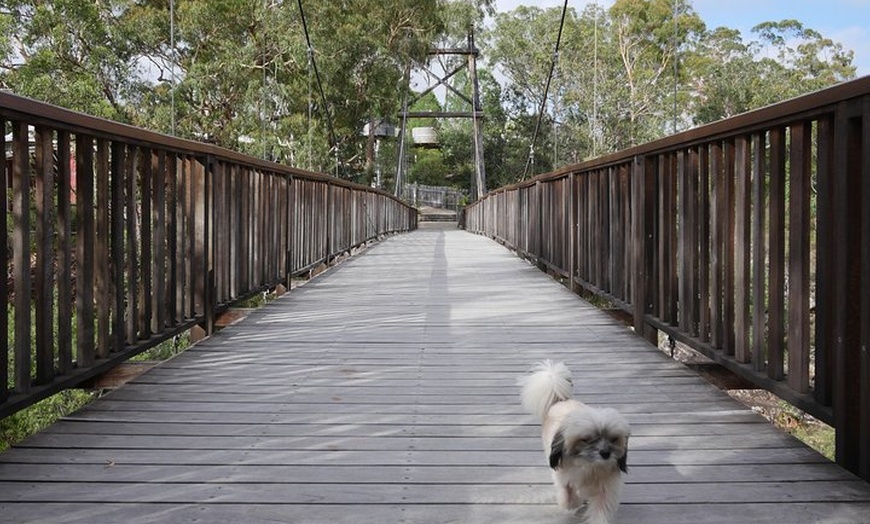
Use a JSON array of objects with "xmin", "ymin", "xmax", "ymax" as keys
[
  {"xmin": 127, "ymin": 0, "xmax": 444, "ymax": 178},
  {"xmin": 687, "ymin": 19, "xmax": 856, "ymax": 125},
  {"xmin": 604, "ymin": 0, "xmax": 704, "ymax": 147},
  {"xmin": 0, "ymin": 0, "xmax": 144, "ymax": 120},
  {"xmin": 488, "ymin": 4, "xmax": 585, "ymax": 178}
]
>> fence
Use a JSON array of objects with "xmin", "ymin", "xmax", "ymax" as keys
[
  {"xmin": 1, "ymin": 92, "xmax": 417, "ymax": 419},
  {"xmin": 462, "ymin": 76, "xmax": 870, "ymax": 481},
  {"xmin": 402, "ymin": 182, "xmax": 465, "ymax": 211}
]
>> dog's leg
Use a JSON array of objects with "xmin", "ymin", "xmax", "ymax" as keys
[
  {"xmin": 555, "ymin": 483, "xmax": 575, "ymax": 509},
  {"xmin": 581, "ymin": 484, "xmax": 620, "ymax": 524},
  {"xmin": 553, "ymin": 472, "xmax": 581, "ymax": 510}
]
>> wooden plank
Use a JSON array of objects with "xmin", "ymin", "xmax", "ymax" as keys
[
  {"xmin": 75, "ymin": 134, "xmax": 96, "ymax": 367},
  {"xmin": 1, "ymin": 502, "xmax": 868, "ymax": 524},
  {"xmin": 678, "ymin": 149, "xmax": 691, "ymax": 332},
  {"xmin": 17, "ymin": 433, "xmax": 802, "ymax": 452},
  {"xmin": 11, "ymin": 121, "xmax": 31, "ymax": 392},
  {"xmin": 125, "ymin": 146, "xmax": 140, "ymax": 345},
  {"xmin": 152, "ymin": 149, "xmax": 167, "ymax": 333},
  {"xmin": 813, "ymin": 117, "xmax": 833, "ymax": 404},
  {"xmin": 110, "ymin": 142, "xmax": 127, "ymax": 354},
  {"xmin": 56, "ymin": 132, "xmax": 74, "ymax": 374},
  {"xmin": 0, "ymin": 446, "xmax": 830, "ymax": 468},
  {"xmin": 751, "ymin": 132, "xmax": 767, "ymax": 373},
  {"xmin": 767, "ymin": 128, "xmax": 786, "ymax": 380},
  {"xmin": 697, "ymin": 145, "xmax": 710, "ymax": 342},
  {"xmin": 139, "ymin": 147, "xmax": 153, "ymax": 339},
  {"xmin": 1, "ymin": 479, "xmax": 868, "ymax": 505},
  {"xmin": 788, "ymin": 122, "xmax": 812, "ymax": 392},
  {"xmin": 861, "ymin": 95, "xmax": 870, "ymax": 480},
  {"xmin": 733, "ymin": 135, "xmax": 751, "ymax": 363},
  {"xmin": 0, "ymin": 118, "xmax": 6, "ymax": 399},
  {"xmin": 3, "ymin": 502, "xmax": 870, "ymax": 524},
  {"xmin": 0, "ymin": 462, "xmax": 856, "ymax": 484},
  {"xmin": 722, "ymin": 139, "xmax": 736, "ymax": 355},
  {"xmin": 95, "ymin": 138, "xmax": 111, "ymax": 358},
  {"xmin": 709, "ymin": 142, "xmax": 723, "ymax": 348},
  {"xmin": 43, "ymin": 420, "xmax": 774, "ymax": 438},
  {"xmin": 34, "ymin": 126, "xmax": 55, "ymax": 384}
]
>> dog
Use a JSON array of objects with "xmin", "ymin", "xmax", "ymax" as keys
[{"xmin": 519, "ymin": 360, "xmax": 630, "ymax": 524}]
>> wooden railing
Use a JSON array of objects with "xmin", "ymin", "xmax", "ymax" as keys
[
  {"xmin": 462, "ymin": 76, "xmax": 870, "ymax": 482},
  {"xmin": 1, "ymin": 92, "xmax": 417, "ymax": 419}
]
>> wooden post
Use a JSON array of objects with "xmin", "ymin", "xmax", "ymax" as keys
[
  {"xmin": 832, "ymin": 100, "xmax": 866, "ymax": 480},
  {"xmin": 632, "ymin": 155, "xmax": 657, "ymax": 345},
  {"xmin": 568, "ymin": 172, "xmax": 577, "ymax": 293},
  {"xmin": 12, "ymin": 122, "xmax": 31, "ymax": 392}
]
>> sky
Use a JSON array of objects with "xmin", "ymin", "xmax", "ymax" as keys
[{"xmin": 492, "ymin": 0, "xmax": 870, "ymax": 76}]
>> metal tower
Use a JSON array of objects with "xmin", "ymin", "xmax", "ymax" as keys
[{"xmin": 395, "ymin": 31, "xmax": 487, "ymax": 201}]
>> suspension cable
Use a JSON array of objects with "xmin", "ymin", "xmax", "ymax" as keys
[
  {"xmin": 297, "ymin": 0, "xmax": 339, "ymax": 177},
  {"xmin": 522, "ymin": 0, "xmax": 568, "ymax": 180}
]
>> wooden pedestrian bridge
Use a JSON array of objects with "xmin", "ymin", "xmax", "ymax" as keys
[{"xmin": 2, "ymin": 78, "xmax": 870, "ymax": 523}]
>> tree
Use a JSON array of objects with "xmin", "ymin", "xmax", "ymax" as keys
[
  {"xmin": 0, "ymin": 0, "xmax": 143, "ymax": 120},
  {"xmin": 605, "ymin": 0, "xmax": 704, "ymax": 146},
  {"xmin": 688, "ymin": 20, "xmax": 856, "ymax": 125},
  {"xmin": 686, "ymin": 26, "xmax": 758, "ymax": 123}
]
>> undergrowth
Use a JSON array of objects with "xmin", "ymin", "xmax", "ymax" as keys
[
  {"xmin": 1, "ymin": 332, "xmax": 192, "ymax": 453},
  {"xmin": 0, "ymin": 389, "xmax": 96, "ymax": 452}
]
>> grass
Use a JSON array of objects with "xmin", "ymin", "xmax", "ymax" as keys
[
  {"xmin": 773, "ymin": 402, "xmax": 835, "ymax": 461},
  {"xmin": 131, "ymin": 331, "xmax": 191, "ymax": 362},
  {"xmin": 1, "ymin": 330, "xmax": 193, "ymax": 453},
  {"xmin": 0, "ymin": 389, "xmax": 96, "ymax": 452}
]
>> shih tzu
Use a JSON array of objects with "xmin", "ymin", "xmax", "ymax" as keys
[{"xmin": 519, "ymin": 360, "xmax": 630, "ymax": 524}]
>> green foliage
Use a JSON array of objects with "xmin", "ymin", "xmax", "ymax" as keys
[
  {"xmin": 0, "ymin": 0, "xmax": 857, "ymax": 188},
  {"xmin": 0, "ymin": 389, "xmax": 95, "ymax": 452},
  {"xmin": 131, "ymin": 332, "xmax": 191, "ymax": 362},
  {"xmin": 689, "ymin": 19, "xmax": 856, "ymax": 125},
  {"xmin": 774, "ymin": 402, "xmax": 835, "ymax": 461}
]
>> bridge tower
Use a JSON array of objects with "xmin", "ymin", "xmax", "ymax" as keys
[{"xmin": 395, "ymin": 31, "xmax": 487, "ymax": 201}]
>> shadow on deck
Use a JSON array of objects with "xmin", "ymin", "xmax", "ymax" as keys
[{"xmin": 1, "ymin": 229, "xmax": 869, "ymax": 524}]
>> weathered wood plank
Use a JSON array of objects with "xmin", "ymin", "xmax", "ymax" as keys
[
  {"xmin": 1, "ymin": 502, "xmax": 868, "ymax": 524},
  {"xmin": 0, "ymin": 446, "xmax": 831, "ymax": 467},
  {"xmin": 0, "ymin": 462, "xmax": 855, "ymax": 484},
  {"xmin": 2, "ymin": 480, "xmax": 869, "ymax": 505}
]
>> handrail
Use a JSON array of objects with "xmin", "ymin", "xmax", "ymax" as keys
[
  {"xmin": 1, "ymin": 92, "xmax": 417, "ymax": 419},
  {"xmin": 462, "ymin": 75, "xmax": 870, "ymax": 482}
]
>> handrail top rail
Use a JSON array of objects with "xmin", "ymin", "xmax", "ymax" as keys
[
  {"xmin": 483, "ymin": 74, "xmax": 870, "ymax": 196},
  {"xmin": 0, "ymin": 90, "xmax": 403, "ymax": 202}
]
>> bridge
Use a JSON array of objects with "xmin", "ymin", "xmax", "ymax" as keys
[{"xmin": 1, "ymin": 77, "xmax": 870, "ymax": 522}]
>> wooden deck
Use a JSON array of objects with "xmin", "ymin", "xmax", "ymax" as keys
[{"xmin": 1, "ymin": 225, "xmax": 869, "ymax": 523}]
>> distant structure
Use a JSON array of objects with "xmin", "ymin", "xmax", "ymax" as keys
[{"xmin": 395, "ymin": 31, "xmax": 487, "ymax": 201}]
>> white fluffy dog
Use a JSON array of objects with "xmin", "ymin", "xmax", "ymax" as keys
[{"xmin": 519, "ymin": 360, "xmax": 630, "ymax": 524}]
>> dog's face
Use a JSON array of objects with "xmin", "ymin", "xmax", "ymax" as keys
[{"xmin": 548, "ymin": 407, "xmax": 630, "ymax": 473}]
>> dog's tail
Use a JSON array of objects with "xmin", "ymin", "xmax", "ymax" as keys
[{"xmin": 519, "ymin": 360, "xmax": 573, "ymax": 420}]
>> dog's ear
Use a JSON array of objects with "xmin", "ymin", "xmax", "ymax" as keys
[
  {"xmin": 549, "ymin": 429, "xmax": 565, "ymax": 470},
  {"xmin": 618, "ymin": 448, "xmax": 628, "ymax": 473}
]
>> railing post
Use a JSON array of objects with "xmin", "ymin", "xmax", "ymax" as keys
[
  {"xmin": 205, "ymin": 155, "xmax": 215, "ymax": 335},
  {"xmin": 1, "ymin": 120, "xmax": 8, "ymax": 401},
  {"xmin": 568, "ymin": 172, "xmax": 577, "ymax": 293},
  {"xmin": 326, "ymin": 181, "xmax": 333, "ymax": 262},
  {"xmin": 632, "ymin": 154, "xmax": 657, "ymax": 345},
  {"xmin": 193, "ymin": 154, "xmax": 214, "ymax": 338},
  {"xmin": 861, "ymin": 96, "xmax": 870, "ymax": 481},
  {"xmin": 12, "ymin": 121, "xmax": 32, "ymax": 392},
  {"xmin": 832, "ymin": 99, "xmax": 869, "ymax": 481},
  {"xmin": 286, "ymin": 175, "xmax": 295, "ymax": 284}
]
